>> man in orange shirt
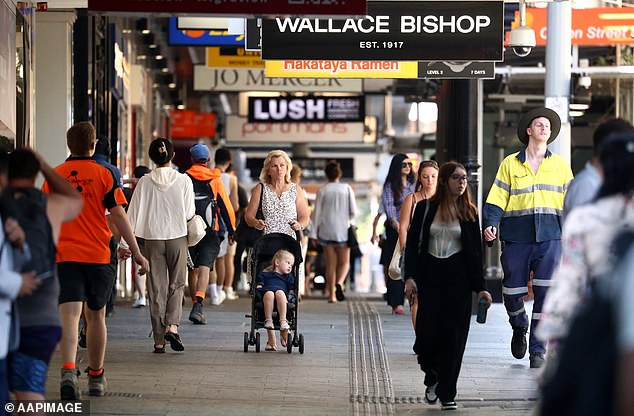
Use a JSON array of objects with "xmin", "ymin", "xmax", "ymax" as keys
[
  {"xmin": 186, "ymin": 144, "xmax": 235, "ymax": 324},
  {"xmin": 44, "ymin": 122, "xmax": 149, "ymax": 400}
]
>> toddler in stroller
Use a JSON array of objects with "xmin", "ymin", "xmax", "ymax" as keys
[
  {"xmin": 244, "ymin": 232, "xmax": 305, "ymax": 353},
  {"xmin": 256, "ymin": 249, "xmax": 296, "ymax": 350}
]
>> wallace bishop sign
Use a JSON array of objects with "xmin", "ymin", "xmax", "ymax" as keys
[{"xmin": 261, "ymin": 1, "xmax": 503, "ymax": 62}]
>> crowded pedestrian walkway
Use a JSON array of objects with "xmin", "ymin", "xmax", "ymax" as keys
[{"xmin": 43, "ymin": 295, "xmax": 538, "ymax": 415}]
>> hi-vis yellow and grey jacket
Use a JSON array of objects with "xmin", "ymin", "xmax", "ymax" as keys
[{"xmin": 483, "ymin": 149, "xmax": 573, "ymax": 243}]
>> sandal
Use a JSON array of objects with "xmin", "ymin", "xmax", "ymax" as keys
[
  {"xmin": 263, "ymin": 319, "xmax": 274, "ymax": 330},
  {"xmin": 164, "ymin": 332, "xmax": 185, "ymax": 352},
  {"xmin": 265, "ymin": 343, "xmax": 278, "ymax": 351},
  {"xmin": 153, "ymin": 345, "xmax": 166, "ymax": 354}
]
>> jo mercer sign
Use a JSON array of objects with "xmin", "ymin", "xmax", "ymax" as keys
[
  {"xmin": 261, "ymin": 1, "xmax": 503, "ymax": 61},
  {"xmin": 88, "ymin": 0, "xmax": 367, "ymax": 15},
  {"xmin": 248, "ymin": 96, "xmax": 364, "ymax": 123},
  {"xmin": 510, "ymin": 7, "xmax": 634, "ymax": 46},
  {"xmin": 226, "ymin": 116, "xmax": 365, "ymax": 143}
]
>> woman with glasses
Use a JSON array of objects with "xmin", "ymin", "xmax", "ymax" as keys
[
  {"xmin": 399, "ymin": 160, "xmax": 438, "ymax": 328},
  {"xmin": 403, "ymin": 161, "xmax": 492, "ymax": 410},
  {"xmin": 380, "ymin": 153, "xmax": 415, "ymax": 314}
]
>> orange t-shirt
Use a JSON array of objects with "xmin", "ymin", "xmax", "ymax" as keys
[{"xmin": 43, "ymin": 157, "xmax": 122, "ymax": 264}]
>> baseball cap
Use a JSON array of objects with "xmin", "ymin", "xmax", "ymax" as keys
[{"xmin": 190, "ymin": 143, "xmax": 210, "ymax": 162}]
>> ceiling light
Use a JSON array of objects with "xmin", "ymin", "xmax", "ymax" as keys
[
  {"xmin": 569, "ymin": 110, "xmax": 585, "ymax": 117},
  {"xmin": 149, "ymin": 44, "xmax": 157, "ymax": 49},
  {"xmin": 177, "ymin": 104, "xmax": 186, "ymax": 110},
  {"xmin": 168, "ymin": 82, "xmax": 176, "ymax": 89},
  {"xmin": 161, "ymin": 67, "xmax": 169, "ymax": 73},
  {"xmin": 155, "ymin": 55, "xmax": 164, "ymax": 60},
  {"xmin": 569, "ymin": 103, "xmax": 589, "ymax": 111},
  {"xmin": 141, "ymin": 29, "xmax": 151, "ymax": 35}
]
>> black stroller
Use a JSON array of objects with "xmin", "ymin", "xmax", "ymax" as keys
[{"xmin": 243, "ymin": 232, "xmax": 305, "ymax": 354}]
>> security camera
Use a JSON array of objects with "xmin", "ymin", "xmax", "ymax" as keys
[
  {"xmin": 578, "ymin": 75, "xmax": 592, "ymax": 89},
  {"xmin": 509, "ymin": 26, "xmax": 536, "ymax": 57}
]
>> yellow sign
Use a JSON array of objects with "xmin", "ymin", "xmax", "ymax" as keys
[
  {"xmin": 265, "ymin": 60, "xmax": 419, "ymax": 79},
  {"xmin": 206, "ymin": 47, "xmax": 264, "ymax": 68}
]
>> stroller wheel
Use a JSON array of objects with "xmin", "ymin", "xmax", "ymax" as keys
[
  {"xmin": 299, "ymin": 334, "xmax": 305, "ymax": 354},
  {"xmin": 287, "ymin": 334, "xmax": 293, "ymax": 354},
  {"xmin": 243, "ymin": 332, "xmax": 249, "ymax": 352},
  {"xmin": 255, "ymin": 332, "xmax": 261, "ymax": 353}
]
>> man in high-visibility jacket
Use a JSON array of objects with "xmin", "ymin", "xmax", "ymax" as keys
[{"xmin": 483, "ymin": 107, "xmax": 573, "ymax": 369}]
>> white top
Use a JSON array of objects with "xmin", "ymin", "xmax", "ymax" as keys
[
  {"xmin": 311, "ymin": 182, "xmax": 356, "ymax": 243},
  {"xmin": 537, "ymin": 194, "xmax": 634, "ymax": 341},
  {"xmin": 262, "ymin": 182, "xmax": 298, "ymax": 239},
  {"xmin": 127, "ymin": 167, "xmax": 195, "ymax": 240},
  {"xmin": 428, "ymin": 218, "xmax": 462, "ymax": 259}
]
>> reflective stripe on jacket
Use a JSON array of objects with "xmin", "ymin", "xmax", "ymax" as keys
[{"xmin": 483, "ymin": 149, "xmax": 573, "ymax": 243}]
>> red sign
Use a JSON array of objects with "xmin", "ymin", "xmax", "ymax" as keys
[
  {"xmin": 170, "ymin": 111, "xmax": 216, "ymax": 139},
  {"xmin": 88, "ymin": 0, "xmax": 366, "ymax": 16},
  {"xmin": 507, "ymin": 7, "xmax": 634, "ymax": 46}
]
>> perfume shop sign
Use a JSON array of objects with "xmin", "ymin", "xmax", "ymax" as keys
[
  {"xmin": 261, "ymin": 1, "xmax": 503, "ymax": 61},
  {"xmin": 226, "ymin": 116, "xmax": 365, "ymax": 143},
  {"xmin": 248, "ymin": 96, "xmax": 364, "ymax": 123}
]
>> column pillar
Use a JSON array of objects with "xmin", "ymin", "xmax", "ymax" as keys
[{"xmin": 34, "ymin": 11, "xmax": 76, "ymax": 166}]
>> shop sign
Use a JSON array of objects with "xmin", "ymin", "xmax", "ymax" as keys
[
  {"xmin": 509, "ymin": 7, "xmax": 634, "ymax": 46},
  {"xmin": 88, "ymin": 0, "xmax": 367, "ymax": 16},
  {"xmin": 194, "ymin": 66, "xmax": 363, "ymax": 92},
  {"xmin": 248, "ymin": 96, "xmax": 364, "ymax": 123},
  {"xmin": 168, "ymin": 18, "xmax": 244, "ymax": 46},
  {"xmin": 226, "ymin": 115, "xmax": 365, "ymax": 143},
  {"xmin": 206, "ymin": 47, "xmax": 263, "ymax": 68},
  {"xmin": 245, "ymin": 18, "xmax": 261, "ymax": 51},
  {"xmin": 170, "ymin": 110, "xmax": 216, "ymax": 139},
  {"xmin": 261, "ymin": 1, "xmax": 503, "ymax": 62},
  {"xmin": 418, "ymin": 61, "xmax": 495, "ymax": 79},
  {"xmin": 264, "ymin": 60, "xmax": 419, "ymax": 78}
]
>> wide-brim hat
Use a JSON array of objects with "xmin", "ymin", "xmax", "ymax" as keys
[{"xmin": 517, "ymin": 107, "xmax": 561, "ymax": 145}]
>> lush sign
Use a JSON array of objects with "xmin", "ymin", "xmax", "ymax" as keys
[{"xmin": 248, "ymin": 96, "xmax": 364, "ymax": 123}]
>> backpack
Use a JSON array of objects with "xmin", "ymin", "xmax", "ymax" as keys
[
  {"xmin": 186, "ymin": 173, "xmax": 218, "ymax": 231},
  {"xmin": 0, "ymin": 187, "xmax": 56, "ymax": 277}
]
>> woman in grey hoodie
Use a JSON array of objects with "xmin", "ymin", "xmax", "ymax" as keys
[{"xmin": 126, "ymin": 138, "xmax": 195, "ymax": 353}]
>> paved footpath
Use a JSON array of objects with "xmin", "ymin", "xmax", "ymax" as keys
[{"xmin": 45, "ymin": 295, "xmax": 540, "ymax": 416}]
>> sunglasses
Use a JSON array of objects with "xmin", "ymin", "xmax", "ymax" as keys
[{"xmin": 401, "ymin": 162, "xmax": 413, "ymax": 168}]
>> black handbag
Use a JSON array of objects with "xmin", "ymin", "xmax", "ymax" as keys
[
  {"xmin": 348, "ymin": 225, "xmax": 362, "ymax": 258},
  {"xmin": 235, "ymin": 183, "xmax": 264, "ymax": 248}
]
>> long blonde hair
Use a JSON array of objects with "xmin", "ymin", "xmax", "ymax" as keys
[
  {"xmin": 264, "ymin": 249, "xmax": 295, "ymax": 272},
  {"xmin": 259, "ymin": 150, "xmax": 293, "ymax": 184}
]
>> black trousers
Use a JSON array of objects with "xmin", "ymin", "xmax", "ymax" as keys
[
  {"xmin": 382, "ymin": 226, "xmax": 405, "ymax": 307},
  {"xmin": 414, "ymin": 252, "xmax": 472, "ymax": 403}
]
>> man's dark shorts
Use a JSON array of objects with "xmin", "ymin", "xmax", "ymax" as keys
[
  {"xmin": 188, "ymin": 231, "xmax": 222, "ymax": 269},
  {"xmin": 58, "ymin": 261, "xmax": 116, "ymax": 310}
]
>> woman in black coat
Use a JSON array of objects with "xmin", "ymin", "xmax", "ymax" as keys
[{"xmin": 404, "ymin": 161, "xmax": 492, "ymax": 410}]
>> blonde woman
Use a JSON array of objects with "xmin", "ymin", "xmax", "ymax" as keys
[{"xmin": 245, "ymin": 150, "xmax": 309, "ymax": 350}]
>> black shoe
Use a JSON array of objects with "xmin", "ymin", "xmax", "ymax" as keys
[
  {"xmin": 188, "ymin": 303, "xmax": 207, "ymax": 325},
  {"xmin": 511, "ymin": 327, "xmax": 528, "ymax": 359},
  {"xmin": 164, "ymin": 331, "xmax": 185, "ymax": 352},
  {"xmin": 441, "ymin": 401, "xmax": 457, "ymax": 410},
  {"xmin": 335, "ymin": 284, "xmax": 346, "ymax": 302},
  {"xmin": 530, "ymin": 353, "xmax": 545, "ymax": 368},
  {"xmin": 78, "ymin": 327, "xmax": 87, "ymax": 349}
]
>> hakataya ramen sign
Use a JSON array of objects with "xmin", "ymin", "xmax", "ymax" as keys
[{"xmin": 261, "ymin": 1, "xmax": 503, "ymax": 61}]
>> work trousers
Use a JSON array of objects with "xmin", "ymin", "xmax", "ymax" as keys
[
  {"xmin": 415, "ymin": 252, "xmax": 472, "ymax": 403},
  {"xmin": 500, "ymin": 240, "xmax": 561, "ymax": 354},
  {"xmin": 140, "ymin": 237, "xmax": 189, "ymax": 345}
]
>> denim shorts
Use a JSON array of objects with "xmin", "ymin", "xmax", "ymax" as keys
[{"xmin": 8, "ymin": 326, "xmax": 61, "ymax": 394}]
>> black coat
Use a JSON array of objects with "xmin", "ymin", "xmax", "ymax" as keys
[{"xmin": 403, "ymin": 200, "xmax": 485, "ymax": 293}]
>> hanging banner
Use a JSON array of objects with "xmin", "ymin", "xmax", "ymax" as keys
[
  {"xmin": 248, "ymin": 96, "xmax": 364, "ymax": 123},
  {"xmin": 509, "ymin": 7, "xmax": 634, "ymax": 46},
  {"xmin": 418, "ymin": 61, "xmax": 495, "ymax": 79},
  {"xmin": 194, "ymin": 66, "xmax": 363, "ymax": 92},
  {"xmin": 206, "ymin": 47, "xmax": 263, "ymax": 68},
  {"xmin": 168, "ymin": 18, "xmax": 244, "ymax": 46},
  {"xmin": 170, "ymin": 110, "xmax": 216, "ymax": 139},
  {"xmin": 264, "ymin": 60, "xmax": 419, "ymax": 78},
  {"xmin": 261, "ymin": 1, "xmax": 503, "ymax": 61},
  {"xmin": 88, "ymin": 0, "xmax": 367, "ymax": 16},
  {"xmin": 226, "ymin": 116, "xmax": 365, "ymax": 143}
]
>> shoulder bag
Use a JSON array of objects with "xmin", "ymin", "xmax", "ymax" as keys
[
  {"xmin": 235, "ymin": 183, "xmax": 265, "ymax": 248},
  {"xmin": 389, "ymin": 197, "xmax": 429, "ymax": 280},
  {"xmin": 187, "ymin": 214, "xmax": 207, "ymax": 247}
]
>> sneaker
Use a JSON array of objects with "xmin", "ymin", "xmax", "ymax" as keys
[
  {"xmin": 424, "ymin": 383, "xmax": 438, "ymax": 404},
  {"xmin": 88, "ymin": 370, "xmax": 107, "ymax": 397},
  {"xmin": 441, "ymin": 401, "xmax": 457, "ymax": 410},
  {"xmin": 511, "ymin": 327, "xmax": 528, "ymax": 359},
  {"xmin": 225, "ymin": 287, "xmax": 238, "ymax": 300},
  {"xmin": 211, "ymin": 290, "xmax": 226, "ymax": 306},
  {"xmin": 132, "ymin": 297, "xmax": 146, "ymax": 308},
  {"xmin": 60, "ymin": 368, "xmax": 80, "ymax": 400},
  {"xmin": 530, "ymin": 353, "xmax": 545, "ymax": 368},
  {"xmin": 280, "ymin": 320, "xmax": 290, "ymax": 331},
  {"xmin": 188, "ymin": 302, "xmax": 207, "ymax": 325}
]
